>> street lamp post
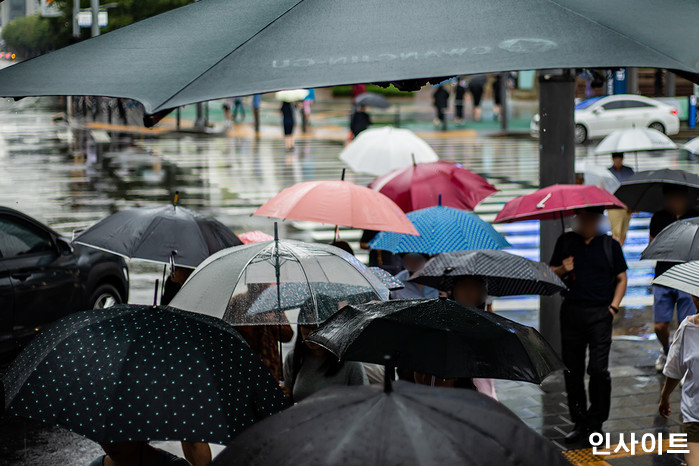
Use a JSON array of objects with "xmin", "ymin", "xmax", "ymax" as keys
[{"xmin": 91, "ymin": 0, "xmax": 100, "ymax": 38}]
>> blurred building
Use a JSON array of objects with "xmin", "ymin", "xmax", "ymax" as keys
[{"xmin": 0, "ymin": 0, "xmax": 40, "ymax": 28}]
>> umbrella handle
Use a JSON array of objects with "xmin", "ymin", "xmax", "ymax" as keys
[
  {"xmin": 383, "ymin": 355, "xmax": 393, "ymax": 394},
  {"xmin": 153, "ymin": 279, "xmax": 159, "ymax": 306}
]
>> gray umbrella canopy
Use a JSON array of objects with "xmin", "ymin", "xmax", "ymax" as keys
[
  {"xmin": 652, "ymin": 261, "xmax": 699, "ymax": 297},
  {"xmin": 641, "ymin": 217, "xmax": 699, "ymax": 262},
  {"xmin": 0, "ymin": 0, "xmax": 697, "ymax": 114},
  {"xmin": 212, "ymin": 382, "xmax": 570, "ymax": 466},
  {"xmin": 355, "ymin": 92, "xmax": 390, "ymax": 109}
]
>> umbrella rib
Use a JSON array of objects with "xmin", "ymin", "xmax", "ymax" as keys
[
  {"xmin": 155, "ymin": 0, "xmax": 308, "ymax": 112},
  {"xmin": 545, "ymin": 0, "xmax": 691, "ymax": 71}
]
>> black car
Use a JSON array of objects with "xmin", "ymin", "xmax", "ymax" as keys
[{"xmin": 0, "ymin": 207, "xmax": 129, "ymax": 356}]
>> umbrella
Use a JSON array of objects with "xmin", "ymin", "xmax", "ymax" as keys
[
  {"xmin": 307, "ymin": 298, "xmax": 564, "ymax": 383},
  {"xmin": 369, "ymin": 160, "xmax": 497, "ymax": 212},
  {"xmin": 652, "ymin": 261, "xmax": 699, "ymax": 297},
  {"xmin": 339, "ymin": 127, "xmax": 439, "ymax": 176},
  {"xmin": 614, "ymin": 169, "xmax": 699, "ymax": 213},
  {"xmin": 238, "ymin": 230, "xmax": 274, "ymax": 244},
  {"xmin": 494, "ymin": 184, "xmax": 626, "ymax": 224},
  {"xmin": 641, "ymin": 217, "xmax": 699, "ymax": 262},
  {"xmin": 275, "ymin": 89, "xmax": 309, "ymax": 102},
  {"xmin": 409, "ymin": 249, "xmax": 566, "ymax": 296},
  {"xmin": 368, "ymin": 266, "xmax": 404, "ymax": 291},
  {"xmin": 1, "ymin": 305, "xmax": 287, "ymax": 444},
  {"xmin": 74, "ymin": 204, "xmax": 242, "ymax": 268},
  {"xmin": 683, "ymin": 137, "xmax": 699, "ymax": 157},
  {"xmin": 253, "ymin": 179, "xmax": 419, "ymax": 235},
  {"xmin": 354, "ymin": 92, "xmax": 390, "ymax": 109},
  {"xmin": 594, "ymin": 127, "xmax": 678, "ymax": 170},
  {"xmin": 575, "ymin": 159, "xmax": 621, "ymax": 194},
  {"xmin": 169, "ymin": 239, "xmax": 389, "ymax": 326},
  {"xmin": 368, "ymin": 205, "xmax": 510, "ymax": 254},
  {"xmin": 0, "ymin": 0, "xmax": 696, "ymax": 117},
  {"xmin": 211, "ymin": 381, "xmax": 570, "ymax": 466}
]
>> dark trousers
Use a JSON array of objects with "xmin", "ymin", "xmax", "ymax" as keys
[{"xmin": 560, "ymin": 299, "xmax": 613, "ymax": 429}]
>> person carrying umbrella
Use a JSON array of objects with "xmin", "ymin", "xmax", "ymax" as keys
[
  {"xmin": 651, "ymin": 184, "xmax": 699, "ymax": 372},
  {"xmin": 280, "ymin": 100, "xmax": 295, "ymax": 151},
  {"xmin": 432, "ymin": 84, "xmax": 449, "ymax": 131},
  {"xmin": 391, "ymin": 253, "xmax": 439, "ymax": 300},
  {"xmin": 347, "ymin": 104, "xmax": 372, "ymax": 143},
  {"xmin": 549, "ymin": 207, "xmax": 628, "ymax": 444},
  {"xmin": 453, "ymin": 78, "xmax": 467, "ymax": 124},
  {"xmin": 607, "ymin": 152, "xmax": 634, "ymax": 245}
]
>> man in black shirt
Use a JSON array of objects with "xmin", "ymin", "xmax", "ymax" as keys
[
  {"xmin": 650, "ymin": 185, "xmax": 699, "ymax": 371},
  {"xmin": 550, "ymin": 207, "xmax": 628, "ymax": 444}
]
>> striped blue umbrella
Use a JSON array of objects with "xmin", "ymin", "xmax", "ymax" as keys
[{"xmin": 368, "ymin": 205, "xmax": 509, "ymax": 254}]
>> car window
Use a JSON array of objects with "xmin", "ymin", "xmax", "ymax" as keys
[
  {"xmin": 0, "ymin": 215, "xmax": 53, "ymax": 258},
  {"xmin": 622, "ymin": 100, "xmax": 654, "ymax": 109},
  {"xmin": 575, "ymin": 97, "xmax": 603, "ymax": 110},
  {"xmin": 601, "ymin": 101, "xmax": 625, "ymax": 110}
]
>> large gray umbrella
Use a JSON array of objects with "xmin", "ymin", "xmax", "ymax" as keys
[
  {"xmin": 614, "ymin": 169, "xmax": 699, "ymax": 213},
  {"xmin": 0, "ymin": 0, "xmax": 696, "ymax": 116},
  {"xmin": 641, "ymin": 217, "xmax": 699, "ymax": 262}
]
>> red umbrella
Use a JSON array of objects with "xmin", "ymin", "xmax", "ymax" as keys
[
  {"xmin": 254, "ymin": 180, "xmax": 419, "ymax": 235},
  {"xmin": 369, "ymin": 161, "xmax": 497, "ymax": 212},
  {"xmin": 238, "ymin": 230, "xmax": 274, "ymax": 244},
  {"xmin": 494, "ymin": 184, "xmax": 626, "ymax": 223}
]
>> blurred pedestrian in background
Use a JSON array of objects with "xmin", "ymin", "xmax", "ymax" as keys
[
  {"xmin": 232, "ymin": 97, "xmax": 245, "ymax": 122},
  {"xmin": 301, "ymin": 88, "xmax": 315, "ymax": 132},
  {"xmin": 348, "ymin": 105, "xmax": 372, "ymax": 143},
  {"xmin": 161, "ymin": 266, "xmax": 193, "ymax": 306},
  {"xmin": 433, "ymin": 84, "xmax": 449, "ymax": 131},
  {"xmin": 607, "ymin": 152, "xmax": 634, "ymax": 245},
  {"xmin": 281, "ymin": 101, "xmax": 295, "ymax": 151},
  {"xmin": 468, "ymin": 74, "xmax": 487, "ymax": 122},
  {"xmin": 454, "ymin": 78, "xmax": 467, "ymax": 124},
  {"xmin": 252, "ymin": 94, "xmax": 262, "ymax": 134},
  {"xmin": 391, "ymin": 253, "xmax": 438, "ymax": 300}
]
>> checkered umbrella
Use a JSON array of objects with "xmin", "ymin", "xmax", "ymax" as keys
[{"xmin": 409, "ymin": 249, "xmax": 566, "ymax": 296}]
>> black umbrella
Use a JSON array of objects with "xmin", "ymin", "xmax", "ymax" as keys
[
  {"xmin": 354, "ymin": 92, "xmax": 390, "ymax": 109},
  {"xmin": 641, "ymin": 217, "xmax": 699, "ymax": 262},
  {"xmin": 409, "ymin": 249, "xmax": 566, "ymax": 296},
  {"xmin": 613, "ymin": 169, "xmax": 699, "ymax": 213},
  {"xmin": 1, "ymin": 305, "xmax": 287, "ymax": 444},
  {"xmin": 0, "ymin": 0, "xmax": 696, "ymax": 117},
  {"xmin": 74, "ymin": 203, "xmax": 242, "ymax": 268},
  {"xmin": 212, "ymin": 379, "xmax": 570, "ymax": 466},
  {"xmin": 307, "ymin": 298, "xmax": 564, "ymax": 383}
]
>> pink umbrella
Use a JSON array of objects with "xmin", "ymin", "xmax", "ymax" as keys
[
  {"xmin": 369, "ymin": 161, "xmax": 497, "ymax": 212},
  {"xmin": 254, "ymin": 180, "xmax": 419, "ymax": 235},
  {"xmin": 494, "ymin": 184, "xmax": 626, "ymax": 223},
  {"xmin": 238, "ymin": 230, "xmax": 274, "ymax": 244}
]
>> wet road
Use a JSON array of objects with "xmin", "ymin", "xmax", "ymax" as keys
[{"xmin": 0, "ymin": 95, "xmax": 696, "ymax": 464}]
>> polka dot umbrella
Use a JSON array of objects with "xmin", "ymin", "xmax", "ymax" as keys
[{"xmin": 1, "ymin": 305, "xmax": 287, "ymax": 445}]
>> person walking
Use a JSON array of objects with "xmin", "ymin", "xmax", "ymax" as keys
[
  {"xmin": 232, "ymin": 97, "xmax": 245, "ymax": 122},
  {"xmin": 651, "ymin": 185, "xmax": 699, "ymax": 371},
  {"xmin": 432, "ymin": 84, "xmax": 449, "ymax": 131},
  {"xmin": 468, "ymin": 75, "xmax": 487, "ymax": 122},
  {"xmin": 454, "ymin": 78, "xmax": 467, "ymax": 124},
  {"xmin": 280, "ymin": 101, "xmax": 295, "ymax": 151},
  {"xmin": 607, "ymin": 152, "xmax": 634, "ymax": 245},
  {"xmin": 391, "ymin": 253, "xmax": 439, "ymax": 300},
  {"xmin": 301, "ymin": 88, "xmax": 315, "ymax": 132},
  {"xmin": 549, "ymin": 207, "xmax": 628, "ymax": 443},
  {"xmin": 659, "ymin": 294, "xmax": 699, "ymax": 465},
  {"xmin": 347, "ymin": 105, "xmax": 372, "ymax": 143},
  {"xmin": 252, "ymin": 94, "xmax": 262, "ymax": 135}
]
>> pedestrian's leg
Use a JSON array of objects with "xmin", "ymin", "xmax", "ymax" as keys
[
  {"xmin": 653, "ymin": 285, "xmax": 674, "ymax": 359},
  {"xmin": 586, "ymin": 309, "xmax": 613, "ymax": 432},
  {"xmin": 560, "ymin": 303, "xmax": 589, "ymax": 428},
  {"xmin": 253, "ymin": 107, "xmax": 260, "ymax": 134}
]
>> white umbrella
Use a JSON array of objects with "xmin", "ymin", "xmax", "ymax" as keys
[
  {"xmin": 275, "ymin": 89, "xmax": 309, "ymax": 102},
  {"xmin": 575, "ymin": 159, "xmax": 621, "ymax": 193},
  {"xmin": 652, "ymin": 261, "xmax": 699, "ymax": 297},
  {"xmin": 683, "ymin": 137, "xmax": 699, "ymax": 156},
  {"xmin": 339, "ymin": 126, "xmax": 439, "ymax": 176},
  {"xmin": 594, "ymin": 127, "xmax": 677, "ymax": 170}
]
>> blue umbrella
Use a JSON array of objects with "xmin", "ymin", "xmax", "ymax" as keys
[{"xmin": 368, "ymin": 205, "xmax": 509, "ymax": 254}]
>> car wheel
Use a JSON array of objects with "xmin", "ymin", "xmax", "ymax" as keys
[
  {"xmin": 574, "ymin": 124, "xmax": 587, "ymax": 144},
  {"xmin": 89, "ymin": 283, "xmax": 122, "ymax": 309},
  {"xmin": 648, "ymin": 122, "xmax": 666, "ymax": 134}
]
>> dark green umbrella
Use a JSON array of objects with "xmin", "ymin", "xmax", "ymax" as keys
[
  {"xmin": 306, "ymin": 298, "xmax": 564, "ymax": 383},
  {"xmin": 0, "ymin": 0, "xmax": 696, "ymax": 117},
  {"xmin": 2, "ymin": 305, "xmax": 287, "ymax": 444}
]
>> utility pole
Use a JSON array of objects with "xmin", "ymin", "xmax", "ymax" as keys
[
  {"xmin": 72, "ymin": 0, "xmax": 80, "ymax": 38},
  {"xmin": 91, "ymin": 0, "xmax": 100, "ymax": 37}
]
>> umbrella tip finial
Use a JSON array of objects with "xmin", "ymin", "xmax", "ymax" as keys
[
  {"xmin": 341, "ymin": 168, "xmax": 346, "ymax": 181},
  {"xmin": 383, "ymin": 355, "xmax": 393, "ymax": 394},
  {"xmin": 173, "ymin": 190, "xmax": 179, "ymax": 206},
  {"xmin": 411, "ymin": 153, "xmax": 416, "ymax": 167}
]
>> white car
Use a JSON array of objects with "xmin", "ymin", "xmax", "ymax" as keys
[{"xmin": 531, "ymin": 94, "xmax": 680, "ymax": 144}]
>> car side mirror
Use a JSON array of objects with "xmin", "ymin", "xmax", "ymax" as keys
[
  {"xmin": 56, "ymin": 237, "xmax": 74, "ymax": 255},
  {"xmin": 592, "ymin": 107, "xmax": 603, "ymax": 115}
]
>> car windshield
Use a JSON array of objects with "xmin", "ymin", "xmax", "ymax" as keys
[{"xmin": 575, "ymin": 97, "xmax": 603, "ymax": 110}]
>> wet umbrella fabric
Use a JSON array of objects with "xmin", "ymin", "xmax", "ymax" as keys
[
  {"xmin": 594, "ymin": 127, "xmax": 677, "ymax": 155},
  {"xmin": 1, "ymin": 305, "xmax": 287, "ymax": 444},
  {"xmin": 168, "ymin": 240, "xmax": 389, "ymax": 325},
  {"xmin": 684, "ymin": 137, "xmax": 699, "ymax": 157},
  {"xmin": 212, "ymin": 381, "xmax": 570, "ymax": 466},
  {"xmin": 614, "ymin": 169, "xmax": 699, "ymax": 213},
  {"xmin": 369, "ymin": 160, "xmax": 497, "ymax": 212},
  {"xmin": 641, "ymin": 217, "xmax": 699, "ymax": 262},
  {"xmin": 253, "ymin": 179, "xmax": 418, "ymax": 235},
  {"xmin": 576, "ymin": 159, "xmax": 621, "ymax": 194},
  {"xmin": 74, "ymin": 205, "xmax": 242, "ymax": 268},
  {"xmin": 409, "ymin": 249, "xmax": 566, "ymax": 296},
  {"xmin": 494, "ymin": 184, "xmax": 626, "ymax": 223},
  {"xmin": 652, "ymin": 261, "xmax": 699, "ymax": 297},
  {"xmin": 368, "ymin": 205, "xmax": 510, "ymax": 254},
  {"xmin": 339, "ymin": 127, "xmax": 439, "ymax": 176},
  {"xmin": 0, "ymin": 0, "xmax": 696, "ymax": 117},
  {"xmin": 354, "ymin": 92, "xmax": 390, "ymax": 109},
  {"xmin": 368, "ymin": 266, "xmax": 404, "ymax": 291},
  {"xmin": 307, "ymin": 298, "xmax": 563, "ymax": 383}
]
